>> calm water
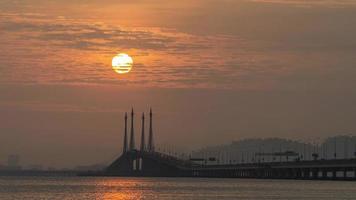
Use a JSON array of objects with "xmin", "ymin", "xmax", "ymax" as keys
[{"xmin": 0, "ymin": 176, "xmax": 356, "ymax": 200}]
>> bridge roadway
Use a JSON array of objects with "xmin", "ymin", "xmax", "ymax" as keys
[
  {"xmin": 192, "ymin": 159, "xmax": 356, "ymax": 180},
  {"xmin": 88, "ymin": 150, "xmax": 356, "ymax": 180}
]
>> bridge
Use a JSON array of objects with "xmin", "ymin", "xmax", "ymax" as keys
[
  {"xmin": 102, "ymin": 149, "xmax": 356, "ymax": 180},
  {"xmin": 190, "ymin": 158, "xmax": 356, "ymax": 180},
  {"xmin": 83, "ymin": 109, "xmax": 356, "ymax": 180}
]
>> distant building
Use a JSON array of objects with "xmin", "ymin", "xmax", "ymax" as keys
[
  {"xmin": 6, "ymin": 155, "xmax": 22, "ymax": 171},
  {"xmin": 75, "ymin": 164, "xmax": 106, "ymax": 171},
  {"xmin": 28, "ymin": 165, "xmax": 43, "ymax": 171},
  {"xmin": 47, "ymin": 167, "xmax": 56, "ymax": 171}
]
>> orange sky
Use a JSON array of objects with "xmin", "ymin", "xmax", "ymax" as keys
[{"xmin": 0, "ymin": 0, "xmax": 356, "ymax": 168}]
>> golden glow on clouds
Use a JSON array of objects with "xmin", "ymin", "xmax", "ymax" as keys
[
  {"xmin": 1, "ymin": 0, "xmax": 355, "ymax": 89},
  {"xmin": 112, "ymin": 53, "xmax": 133, "ymax": 74}
]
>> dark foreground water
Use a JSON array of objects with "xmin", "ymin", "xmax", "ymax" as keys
[{"xmin": 1, "ymin": 176, "xmax": 356, "ymax": 200}]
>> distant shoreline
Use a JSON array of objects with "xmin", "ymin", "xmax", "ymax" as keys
[{"xmin": 0, "ymin": 170, "xmax": 78, "ymax": 177}]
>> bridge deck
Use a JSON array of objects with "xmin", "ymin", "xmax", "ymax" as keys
[{"xmin": 83, "ymin": 151, "xmax": 356, "ymax": 180}]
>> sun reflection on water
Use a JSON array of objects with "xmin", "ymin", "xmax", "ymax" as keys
[{"xmin": 94, "ymin": 178, "xmax": 148, "ymax": 200}]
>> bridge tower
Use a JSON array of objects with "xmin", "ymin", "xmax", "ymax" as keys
[
  {"xmin": 148, "ymin": 108, "xmax": 155, "ymax": 152},
  {"xmin": 140, "ymin": 113, "xmax": 145, "ymax": 152},
  {"xmin": 123, "ymin": 112, "xmax": 128, "ymax": 153},
  {"xmin": 129, "ymin": 108, "xmax": 135, "ymax": 151}
]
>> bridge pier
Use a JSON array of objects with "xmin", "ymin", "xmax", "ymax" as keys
[
  {"xmin": 273, "ymin": 169, "xmax": 279, "ymax": 179},
  {"xmin": 285, "ymin": 169, "xmax": 290, "ymax": 179},
  {"xmin": 288, "ymin": 169, "xmax": 294, "ymax": 179},
  {"xmin": 292, "ymin": 169, "xmax": 299, "ymax": 179},
  {"xmin": 105, "ymin": 147, "xmax": 356, "ymax": 180},
  {"xmin": 302, "ymin": 169, "xmax": 309, "ymax": 179},
  {"xmin": 295, "ymin": 169, "xmax": 300, "ymax": 179},
  {"xmin": 251, "ymin": 170, "xmax": 256, "ymax": 178},
  {"xmin": 332, "ymin": 170, "xmax": 337, "ymax": 180},
  {"xmin": 322, "ymin": 170, "xmax": 327, "ymax": 179},
  {"xmin": 276, "ymin": 170, "xmax": 282, "ymax": 179},
  {"xmin": 281, "ymin": 169, "xmax": 287, "ymax": 179},
  {"xmin": 312, "ymin": 168, "xmax": 318, "ymax": 179}
]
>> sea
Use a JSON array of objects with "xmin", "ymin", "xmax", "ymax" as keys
[{"xmin": 0, "ymin": 176, "xmax": 356, "ymax": 200}]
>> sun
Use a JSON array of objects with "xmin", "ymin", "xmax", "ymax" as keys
[{"xmin": 112, "ymin": 53, "xmax": 133, "ymax": 74}]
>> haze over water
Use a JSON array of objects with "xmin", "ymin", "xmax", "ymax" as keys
[{"xmin": 1, "ymin": 177, "xmax": 356, "ymax": 200}]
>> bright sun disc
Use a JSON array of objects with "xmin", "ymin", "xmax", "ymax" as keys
[{"xmin": 112, "ymin": 53, "xmax": 133, "ymax": 74}]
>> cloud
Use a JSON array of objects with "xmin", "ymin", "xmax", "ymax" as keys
[
  {"xmin": 247, "ymin": 0, "xmax": 356, "ymax": 7},
  {"xmin": 0, "ymin": 12, "xmax": 264, "ymax": 89},
  {"xmin": 1, "ymin": 0, "xmax": 356, "ymax": 90},
  {"xmin": 0, "ymin": 19, "xmax": 172, "ymax": 51}
]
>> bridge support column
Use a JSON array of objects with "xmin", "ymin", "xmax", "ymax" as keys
[
  {"xmin": 277, "ymin": 170, "xmax": 282, "ymax": 179},
  {"xmin": 312, "ymin": 168, "xmax": 318, "ymax": 179},
  {"xmin": 292, "ymin": 169, "xmax": 299, "ymax": 179},
  {"xmin": 136, "ymin": 157, "xmax": 140, "ymax": 172},
  {"xmin": 303, "ymin": 169, "xmax": 309, "ymax": 179},
  {"xmin": 332, "ymin": 170, "xmax": 337, "ymax": 180},
  {"xmin": 296, "ymin": 169, "xmax": 301, "ymax": 179},
  {"xmin": 278, "ymin": 169, "xmax": 283, "ymax": 179},
  {"xmin": 281, "ymin": 169, "xmax": 287, "ymax": 179},
  {"xmin": 273, "ymin": 169, "xmax": 278, "ymax": 179},
  {"xmin": 322, "ymin": 170, "xmax": 327, "ymax": 179},
  {"xmin": 288, "ymin": 169, "xmax": 293, "ymax": 179},
  {"xmin": 286, "ymin": 169, "xmax": 291, "ymax": 179}
]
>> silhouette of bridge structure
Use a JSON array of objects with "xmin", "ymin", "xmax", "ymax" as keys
[{"xmin": 87, "ymin": 109, "xmax": 356, "ymax": 180}]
